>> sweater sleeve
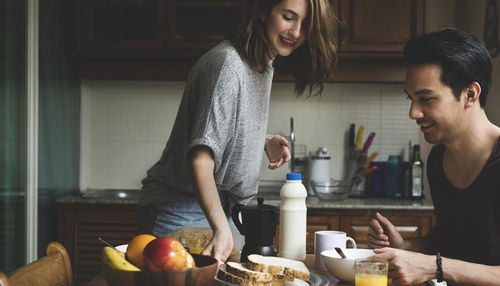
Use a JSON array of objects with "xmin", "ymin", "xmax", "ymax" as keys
[{"xmin": 185, "ymin": 57, "xmax": 240, "ymax": 171}]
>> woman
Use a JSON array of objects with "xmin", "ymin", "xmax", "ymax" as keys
[{"xmin": 138, "ymin": 0, "xmax": 337, "ymax": 262}]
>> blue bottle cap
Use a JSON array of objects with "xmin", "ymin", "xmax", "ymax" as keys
[{"xmin": 286, "ymin": 173, "xmax": 302, "ymax": 180}]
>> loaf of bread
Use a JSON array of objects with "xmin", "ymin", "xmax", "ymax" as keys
[{"xmin": 216, "ymin": 255, "xmax": 310, "ymax": 285}]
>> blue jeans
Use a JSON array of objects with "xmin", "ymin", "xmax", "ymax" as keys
[
  {"xmin": 137, "ymin": 198, "xmax": 244, "ymax": 251},
  {"xmin": 137, "ymin": 199, "xmax": 208, "ymax": 236}
]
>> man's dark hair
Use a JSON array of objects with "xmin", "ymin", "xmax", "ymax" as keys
[{"xmin": 404, "ymin": 28, "xmax": 492, "ymax": 107}]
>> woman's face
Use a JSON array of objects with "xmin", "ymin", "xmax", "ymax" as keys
[{"xmin": 264, "ymin": 0, "xmax": 308, "ymax": 61}]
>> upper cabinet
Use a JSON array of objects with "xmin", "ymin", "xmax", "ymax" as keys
[
  {"xmin": 78, "ymin": 0, "xmax": 241, "ymax": 80},
  {"xmin": 76, "ymin": 0, "xmax": 426, "ymax": 82},
  {"xmin": 329, "ymin": 0, "xmax": 425, "ymax": 82},
  {"xmin": 78, "ymin": 0, "xmax": 165, "ymax": 51},
  {"xmin": 335, "ymin": 0, "xmax": 424, "ymax": 54}
]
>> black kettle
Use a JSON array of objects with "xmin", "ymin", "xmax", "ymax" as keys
[{"xmin": 231, "ymin": 197, "xmax": 279, "ymax": 262}]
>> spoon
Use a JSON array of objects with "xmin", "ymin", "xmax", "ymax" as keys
[
  {"xmin": 97, "ymin": 237, "xmax": 120, "ymax": 252},
  {"xmin": 335, "ymin": 247, "xmax": 347, "ymax": 259}
]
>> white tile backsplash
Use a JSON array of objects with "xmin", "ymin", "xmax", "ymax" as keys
[{"xmin": 80, "ymin": 80, "xmax": 419, "ymax": 190}]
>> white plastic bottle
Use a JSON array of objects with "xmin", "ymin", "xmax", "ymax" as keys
[{"xmin": 279, "ymin": 172, "xmax": 307, "ymax": 261}]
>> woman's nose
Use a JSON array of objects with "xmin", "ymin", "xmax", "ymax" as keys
[{"xmin": 289, "ymin": 22, "xmax": 301, "ymax": 39}]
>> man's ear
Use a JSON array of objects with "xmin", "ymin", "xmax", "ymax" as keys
[{"xmin": 464, "ymin": 82, "xmax": 481, "ymax": 107}]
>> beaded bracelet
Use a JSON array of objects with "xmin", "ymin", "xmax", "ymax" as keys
[{"xmin": 436, "ymin": 252, "xmax": 444, "ymax": 282}]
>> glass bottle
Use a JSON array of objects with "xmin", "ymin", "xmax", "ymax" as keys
[{"xmin": 410, "ymin": 145, "xmax": 424, "ymax": 199}]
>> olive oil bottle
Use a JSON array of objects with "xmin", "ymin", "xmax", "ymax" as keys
[{"xmin": 410, "ymin": 145, "xmax": 424, "ymax": 199}]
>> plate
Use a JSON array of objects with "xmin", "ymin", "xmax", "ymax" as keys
[{"xmin": 308, "ymin": 272, "xmax": 330, "ymax": 286}]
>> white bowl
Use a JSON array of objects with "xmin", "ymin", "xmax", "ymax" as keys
[{"xmin": 321, "ymin": 248, "xmax": 374, "ymax": 282}]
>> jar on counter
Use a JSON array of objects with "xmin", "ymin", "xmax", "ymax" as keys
[{"xmin": 386, "ymin": 155, "xmax": 403, "ymax": 198}]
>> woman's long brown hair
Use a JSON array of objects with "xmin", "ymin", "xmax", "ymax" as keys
[{"xmin": 230, "ymin": 0, "xmax": 338, "ymax": 97}]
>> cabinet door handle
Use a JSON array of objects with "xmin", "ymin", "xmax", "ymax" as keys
[
  {"xmin": 337, "ymin": 20, "xmax": 347, "ymax": 48},
  {"xmin": 395, "ymin": 226, "xmax": 419, "ymax": 232}
]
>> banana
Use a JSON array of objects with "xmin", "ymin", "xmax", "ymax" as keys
[{"xmin": 102, "ymin": 246, "xmax": 141, "ymax": 271}]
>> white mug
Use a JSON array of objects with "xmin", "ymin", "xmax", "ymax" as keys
[{"xmin": 314, "ymin": 230, "xmax": 357, "ymax": 271}]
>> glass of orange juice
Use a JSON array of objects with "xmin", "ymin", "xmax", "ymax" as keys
[{"xmin": 355, "ymin": 258, "xmax": 388, "ymax": 286}]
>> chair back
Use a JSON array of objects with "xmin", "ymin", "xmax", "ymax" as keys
[
  {"xmin": 2, "ymin": 242, "xmax": 73, "ymax": 286},
  {"xmin": 0, "ymin": 272, "xmax": 10, "ymax": 286}
]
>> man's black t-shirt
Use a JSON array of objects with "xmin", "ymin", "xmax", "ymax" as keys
[{"xmin": 427, "ymin": 138, "xmax": 500, "ymax": 265}]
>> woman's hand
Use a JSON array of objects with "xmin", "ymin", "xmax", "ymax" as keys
[
  {"xmin": 201, "ymin": 227, "xmax": 234, "ymax": 263},
  {"xmin": 190, "ymin": 146, "xmax": 234, "ymax": 263},
  {"xmin": 264, "ymin": 134, "xmax": 291, "ymax": 169}
]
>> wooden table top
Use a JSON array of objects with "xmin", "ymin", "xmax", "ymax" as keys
[{"xmin": 86, "ymin": 254, "xmax": 350, "ymax": 286}]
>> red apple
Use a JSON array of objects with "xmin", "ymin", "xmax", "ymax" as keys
[
  {"xmin": 143, "ymin": 237, "xmax": 196, "ymax": 271},
  {"xmin": 186, "ymin": 252, "xmax": 195, "ymax": 268}
]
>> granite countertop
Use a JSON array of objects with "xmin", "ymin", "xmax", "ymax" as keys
[
  {"xmin": 56, "ymin": 189, "xmax": 142, "ymax": 205},
  {"xmin": 249, "ymin": 195, "xmax": 434, "ymax": 211},
  {"xmin": 56, "ymin": 189, "xmax": 434, "ymax": 211}
]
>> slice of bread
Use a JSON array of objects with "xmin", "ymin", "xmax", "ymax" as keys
[
  {"xmin": 217, "ymin": 266, "xmax": 268, "ymax": 286},
  {"xmin": 246, "ymin": 254, "xmax": 310, "ymax": 281},
  {"xmin": 225, "ymin": 262, "xmax": 273, "ymax": 282},
  {"xmin": 217, "ymin": 265, "xmax": 284, "ymax": 286}
]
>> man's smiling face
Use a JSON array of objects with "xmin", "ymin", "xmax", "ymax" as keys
[{"xmin": 405, "ymin": 63, "xmax": 465, "ymax": 144}]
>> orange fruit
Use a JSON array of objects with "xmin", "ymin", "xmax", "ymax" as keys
[{"xmin": 125, "ymin": 234, "xmax": 156, "ymax": 269}]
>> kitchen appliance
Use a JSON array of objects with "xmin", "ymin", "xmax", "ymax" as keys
[
  {"xmin": 231, "ymin": 198, "xmax": 278, "ymax": 262},
  {"xmin": 308, "ymin": 147, "xmax": 332, "ymax": 194}
]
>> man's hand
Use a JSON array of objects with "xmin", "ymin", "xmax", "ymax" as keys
[
  {"xmin": 264, "ymin": 135, "xmax": 291, "ymax": 169},
  {"xmin": 368, "ymin": 212, "xmax": 404, "ymax": 249},
  {"xmin": 201, "ymin": 227, "xmax": 234, "ymax": 263},
  {"xmin": 373, "ymin": 247, "xmax": 435, "ymax": 285}
]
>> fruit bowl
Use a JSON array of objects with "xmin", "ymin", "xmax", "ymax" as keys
[{"xmin": 103, "ymin": 244, "xmax": 218, "ymax": 286}]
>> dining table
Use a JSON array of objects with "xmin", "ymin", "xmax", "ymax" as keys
[{"xmin": 86, "ymin": 254, "xmax": 352, "ymax": 286}]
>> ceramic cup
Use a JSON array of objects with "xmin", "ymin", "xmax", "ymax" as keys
[{"xmin": 315, "ymin": 230, "xmax": 357, "ymax": 271}]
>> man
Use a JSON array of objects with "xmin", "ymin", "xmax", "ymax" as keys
[{"xmin": 368, "ymin": 28, "xmax": 500, "ymax": 285}]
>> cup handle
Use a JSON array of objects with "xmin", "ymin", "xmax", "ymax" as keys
[{"xmin": 346, "ymin": 236, "xmax": 357, "ymax": 248}]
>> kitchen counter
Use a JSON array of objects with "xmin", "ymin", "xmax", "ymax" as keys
[
  {"xmin": 56, "ymin": 189, "xmax": 433, "ymax": 211},
  {"xmin": 250, "ymin": 195, "xmax": 434, "ymax": 211}
]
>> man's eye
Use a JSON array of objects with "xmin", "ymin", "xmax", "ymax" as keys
[{"xmin": 422, "ymin": 97, "xmax": 434, "ymax": 102}]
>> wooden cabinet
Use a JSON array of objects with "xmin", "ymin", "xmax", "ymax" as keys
[
  {"xmin": 340, "ymin": 213, "xmax": 433, "ymax": 248},
  {"xmin": 78, "ymin": 0, "xmax": 166, "ymax": 51},
  {"xmin": 328, "ymin": 0, "xmax": 426, "ymax": 82},
  {"xmin": 306, "ymin": 209, "xmax": 434, "ymax": 252},
  {"xmin": 74, "ymin": 0, "xmax": 428, "ymax": 82},
  {"xmin": 335, "ymin": 0, "xmax": 425, "ymax": 54},
  {"xmin": 77, "ymin": 0, "xmax": 241, "ymax": 80},
  {"xmin": 275, "ymin": 209, "xmax": 434, "ymax": 254},
  {"xmin": 57, "ymin": 203, "xmax": 138, "ymax": 286}
]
